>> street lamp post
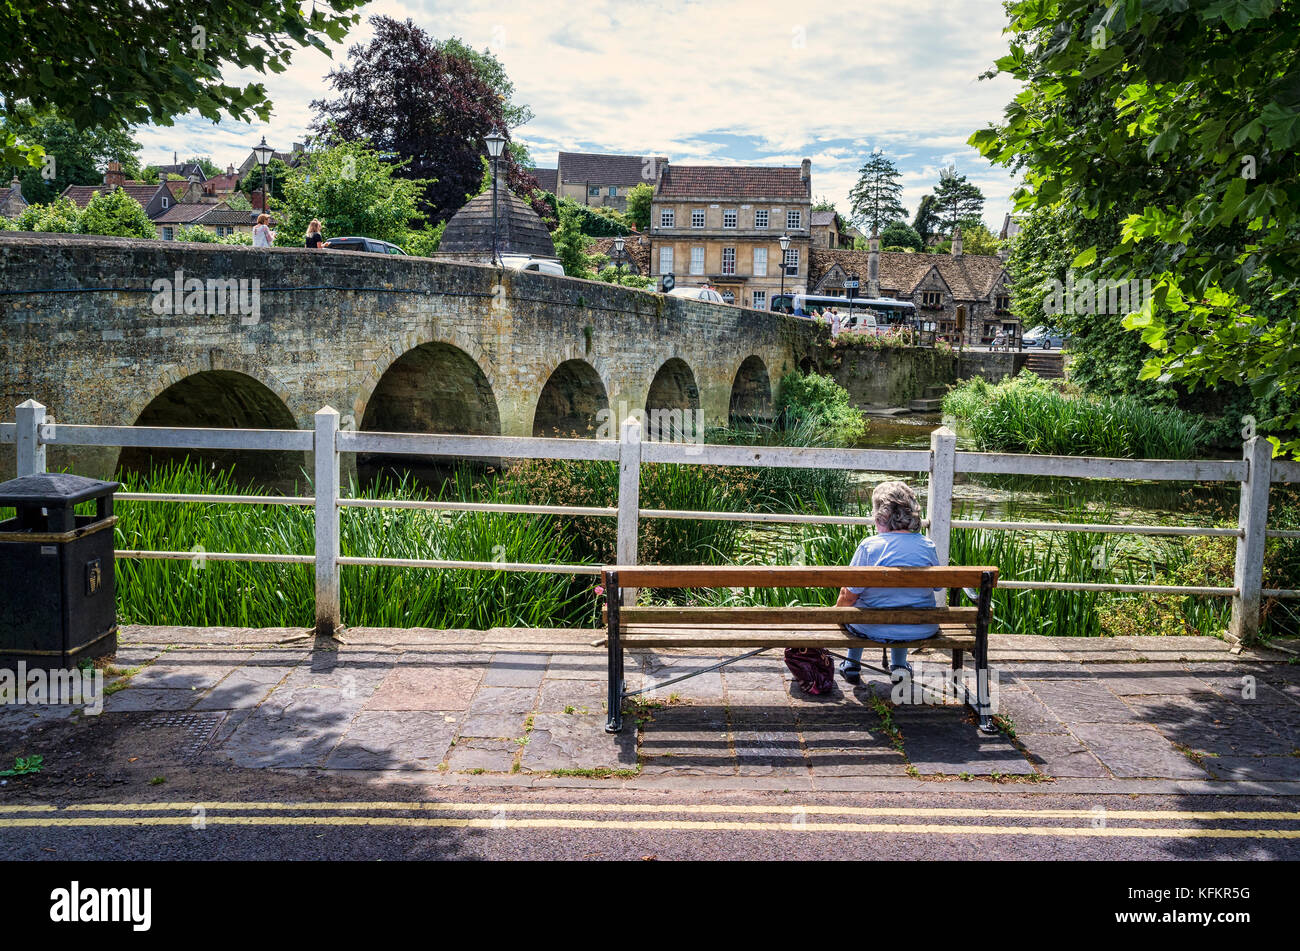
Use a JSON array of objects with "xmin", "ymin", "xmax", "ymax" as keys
[
  {"xmin": 778, "ymin": 233, "xmax": 791, "ymax": 307},
  {"xmin": 485, "ymin": 130, "xmax": 507, "ymax": 266},
  {"xmin": 612, "ymin": 234, "xmax": 625, "ymax": 283},
  {"xmin": 251, "ymin": 136, "xmax": 274, "ymax": 213}
]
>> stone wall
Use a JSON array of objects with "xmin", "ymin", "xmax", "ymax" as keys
[
  {"xmin": 0, "ymin": 234, "xmax": 822, "ymax": 483},
  {"xmin": 829, "ymin": 343, "xmax": 1029, "ymax": 408}
]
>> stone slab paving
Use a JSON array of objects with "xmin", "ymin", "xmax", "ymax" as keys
[{"xmin": 10, "ymin": 628, "xmax": 1291, "ymax": 785}]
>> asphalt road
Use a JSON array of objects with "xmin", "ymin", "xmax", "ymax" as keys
[{"xmin": 3, "ymin": 785, "xmax": 1297, "ymax": 862}]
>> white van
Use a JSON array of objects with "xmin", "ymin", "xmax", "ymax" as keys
[
  {"xmin": 666, "ymin": 285, "xmax": 726, "ymax": 304},
  {"xmin": 501, "ymin": 254, "xmax": 565, "ymax": 276}
]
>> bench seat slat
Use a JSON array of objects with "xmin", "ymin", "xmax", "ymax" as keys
[
  {"xmin": 619, "ymin": 631, "xmax": 977, "ymax": 649},
  {"xmin": 611, "ymin": 606, "xmax": 977, "ymax": 625},
  {"xmin": 604, "ymin": 565, "xmax": 998, "ymax": 589}
]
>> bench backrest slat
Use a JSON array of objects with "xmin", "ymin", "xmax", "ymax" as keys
[{"xmin": 602, "ymin": 565, "xmax": 997, "ymax": 589}]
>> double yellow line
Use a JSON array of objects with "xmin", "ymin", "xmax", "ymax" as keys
[{"xmin": 2, "ymin": 801, "xmax": 1299, "ymax": 838}]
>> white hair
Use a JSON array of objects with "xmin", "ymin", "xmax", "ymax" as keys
[{"xmin": 872, "ymin": 480, "xmax": 922, "ymax": 532}]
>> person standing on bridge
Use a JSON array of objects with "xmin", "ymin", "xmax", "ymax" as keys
[
  {"xmin": 253, "ymin": 214, "xmax": 275, "ymax": 248},
  {"xmin": 305, "ymin": 219, "xmax": 324, "ymax": 249}
]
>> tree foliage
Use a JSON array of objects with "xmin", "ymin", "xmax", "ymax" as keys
[
  {"xmin": 239, "ymin": 157, "xmax": 290, "ymax": 202},
  {"xmin": 912, "ymin": 194, "xmax": 941, "ymax": 244},
  {"xmin": 1, "ymin": 106, "xmax": 141, "ymax": 204},
  {"xmin": 310, "ymin": 16, "xmax": 539, "ymax": 226},
  {"xmin": 0, "ymin": 1, "xmax": 366, "ymax": 169},
  {"xmin": 880, "ymin": 220, "xmax": 923, "ymax": 251},
  {"xmin": 625, "ymin": 182, "xmax": 654, "ymax": 231},
  {"xmin": 274, "ymin": 139, "xmax": 426, "ymax": 248},
  {"xmin": 973, "ymin": 0, "xmax": 1300, "ymax": 455},
  {"xmin": 553, "ymin": 206, "xmax": 594, "ymax": 278},
  {"xmin": 848, "ymin": 152, "xmax": 906, "ymax": 234},
  {"xmin": 78, "ymin": 187, "xmax": 154, "ymax": 238},
  {"xmin": 931, "ymin": 165, "xmax": 986, "ymax": 234}
]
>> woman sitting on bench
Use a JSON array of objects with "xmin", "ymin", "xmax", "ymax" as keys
[{"xmin": 836, "ymin": 480, "xmax": 940, "ymax": 685}]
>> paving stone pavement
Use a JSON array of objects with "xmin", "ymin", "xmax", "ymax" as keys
[{"xmin": 8, "ymin": 628, "xmax": 1293, "ymax": 784}]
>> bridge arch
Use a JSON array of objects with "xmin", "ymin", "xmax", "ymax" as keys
[
  {"xmin": 357, "ymin": 340, "xmax": 501, "ymax": 487},
  {"xmin": 532, "ymin": 358, "xmax": 610, "ymax": 438},
  {"xmin": 728, "ymin": 355, "xmax": 773, "ymax": 427},
  {"xmin": 117, "ymin": 369, "xmax": 303, "ymax": 490},
  {"xmin": 644, "ymin": 357, "xmax": 701, "ymax": 442}
]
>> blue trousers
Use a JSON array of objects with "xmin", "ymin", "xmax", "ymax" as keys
[{"xmin": 845, "ymin": 645, "xmax": 909, "ymax": 670}]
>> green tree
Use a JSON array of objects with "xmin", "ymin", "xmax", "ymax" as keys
[
  {"xmin": 175, "ymin": 224, "xmax": 220, "ymax": 243},
  {"xmin": 1, "ymin": 106, "xmax": 142, "ymax": 204},
  {"xmin": 848, "ymin": 152, "xmax": 906, "ymax": 234},
  {"xmin": 932, "ymin": 165, "xmax": 985, "ymax": 234},
  {"xmin": 78, "ymin": 187, "xmax": 154, "ymax": 238},
  {"xmin": 553, "ymin": 207, "xmax": 594, "ymax": 278},
  {"xmin": 435, "ymin": 37, "xmax": 534, "ymax": 131},
  {"xmin": 959, "ymin": 222, "xmax": 1002, "ymax": 256},
  {"xmin": 912, "ymin": 194, "xmax": 941, "ymax": 244},
  {"xmin": 183, "ymin": 156, "xmax": 224, "ymax": 179},
  {"xmin": 879, "ymin": 220, "xmax": 923, "ymax": 252},
  {"xmin": 625, "ymin": 182, "xmax": 654, "ymax": 231},
  {"xmin": 14, "ymin": 196, "xmax": 80, "ymax": 233},
  {"xmin": 0, "ymin": 1, "xmax": 366, "ymax": 169},
  {"xmin": 239, "ymin": 157, "xmax": 290, "ymax": 203},
  {"xmin": 274, "ymin": 139, "xmax": 426, "ymax": 247},
  {"xmin": 972, "ymin": 0, "xmax": 1300, "ymax": 454}
]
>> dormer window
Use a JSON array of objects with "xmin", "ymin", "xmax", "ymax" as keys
[
  {"xmin": 922, "ymin": 290, "xmax": 942, "ymax": 309},
  {"xmin": 995, "ymin": 294, "xmax": 1010, "ymax": 313}
]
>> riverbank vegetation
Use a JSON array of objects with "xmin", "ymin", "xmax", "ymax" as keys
[{"xmin": 942, "ymin": 372, "xmax": 1206, "ymax": 459}]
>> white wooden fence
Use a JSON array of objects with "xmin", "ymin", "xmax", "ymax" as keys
[{"xmin": 3, "ymin": 398, "xmax": 1297, "ymax": 644}]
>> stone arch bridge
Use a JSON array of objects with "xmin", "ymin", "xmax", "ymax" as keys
[{"xmin": 0, "ymin": 235, "xmax": 821, "ymax": 485}]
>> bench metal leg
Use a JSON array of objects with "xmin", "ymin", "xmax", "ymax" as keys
[
  {"xmin": 605, "ymin": 571, "xmax": 623, "ymax": 734},
  {"xmin": 974, "ymin": 570, "xmax": 996, "ymax": 734}
]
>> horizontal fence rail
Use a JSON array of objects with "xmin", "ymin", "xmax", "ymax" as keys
[{"xmin": 6, "ymin": 400, "xmax": 1298, "ymax": 643}]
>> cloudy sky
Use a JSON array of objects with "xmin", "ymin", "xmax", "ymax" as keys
[{"xmin": 138, "ymin": 0, "xmax": 1023, "ymax": 230}]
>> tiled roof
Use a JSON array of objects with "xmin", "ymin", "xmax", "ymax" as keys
[
  {"xmin": 558, "ymin": 152, "xmax": 653, "ymax": 187},
  {"xmin": 197, "ymin": 208, "xmax": 258, "ymax": 226},
  {"xmin": 152, "ymin": 203, "xmax": 217, "ymax": 225},
  {"xmin": 809, "ymin": 248, "xmax": 1008, "ymax": 300},
  {"xmin": 59, "ymin": 183, "xmax": 164, "ymax": 210},
  {"xmin": 586, "ymin": 234, "xmax": 651, "ymax": 274},
  {"xmin": 440, "ymin": 190, "xmax": 557, "ymax": 257},
  {"xmin": 811, "ymin": 210, "xmax": 839, "ymax": 227},
  {"xmin": 0, "ymin": 185, "xmax": 22, "ymax": 209},
  {"xmin": 154, "ymin": 162, "xmax": 206, "ymax": 181},
  {"xmin": 531, "ymin": 168, "xmax": 558, "ymax": 192},
  {"xmin": 656, "ymin": 164, "xmax": 809, "ymax": 200}
]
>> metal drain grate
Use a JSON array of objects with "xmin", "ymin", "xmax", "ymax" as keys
[{"xmin": 143, "ymin": 712, "xmax": 226, "ymax": 762}]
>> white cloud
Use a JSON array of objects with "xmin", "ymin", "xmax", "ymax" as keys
[{"xmin": 136, "ymin": 0, "xmax": 1020, "ymax": 226}]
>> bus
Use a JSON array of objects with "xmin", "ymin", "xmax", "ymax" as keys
[{"xmin": 770, "ymin": 293, "xmax": 918, "ymax": 335}]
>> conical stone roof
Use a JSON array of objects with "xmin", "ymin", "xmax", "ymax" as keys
[{"xmin": 440, "ymin": 188, "xmax": 556, "ymax": 258}]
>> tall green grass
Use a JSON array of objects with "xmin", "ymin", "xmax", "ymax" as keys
[
  {"xmin": 113, "ymin": 462, "xmax": 588, "ymax": 629},
  {"xmin": 943, "ymin": 373, "xmax": 1206, "ymax": 458}
]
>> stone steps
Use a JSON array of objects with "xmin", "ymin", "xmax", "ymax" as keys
[
  {"xmin": 908, "ymin": 397, "xmax": 944, "ymax": 413},
  {"xmin": 1022, "ymin": 354, "xmax": 1065, "ymax": 379}
]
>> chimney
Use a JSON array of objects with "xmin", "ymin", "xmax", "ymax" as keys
[
  {"xmin": 103, "ymin": 160, "xmax": 126, "ymax": 189},
  {"xmin": 227, "ymin": 164, "xmax": 235, "ymax": 175},
  {"xmin": 867, "ymin": 228, "xmax": 880, "ymax": 298},
  {"xmin": 998, "ymin": 244, "xmax": 1010, "ymax": 262},
  {"xmin": 293, "ymin": 142, "xmax": 304, "ymax": 154},
  {"xmin": 800, "ymin": 158, "xmax": 811, "ymax": 182},
  {"xmin": 9, "ymin": 176, "xmax": 21, "ymax": 199},
  {"xmin": 173, "ymin": 151, "xmax": 178, "ymax": 165},
  {"xmin": 951, "ymin": 226, "xmax": 963, "ymax": 258}
]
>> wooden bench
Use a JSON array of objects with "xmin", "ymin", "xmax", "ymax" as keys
[{"xmin": 600, "ymin": 565, "xmax": 999, "ymax": 734}]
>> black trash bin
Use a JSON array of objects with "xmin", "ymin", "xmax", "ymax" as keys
[{"xmin": 0, "ymin": 473, "xmax": 120, "ymax": 670}]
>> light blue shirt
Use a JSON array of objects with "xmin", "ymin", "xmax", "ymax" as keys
[{"xmin": 844, "ymin": 531, "xmax": 941, "ymax": 642}]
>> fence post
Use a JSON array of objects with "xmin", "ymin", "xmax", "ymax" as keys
[
  {"xmin": 927, "ymin": 426, "xmax": 956, "ymax": 563},
  {"xmin": 1229, "ymin": 436, "xmax": 1272, "ymax": 647},
  {"xmin": 16, "ymin": 399, "xmax": 47, "ymax": 477},
  {"xmin": 314, "ymin": 406, "xmax": 341, "ymax": 637},
  {"xmin": 617, "ymin": 416, "xmax": 642, "ymax": 606}
]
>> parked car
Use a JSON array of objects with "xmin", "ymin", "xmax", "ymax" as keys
[
  {"xmin": 500, "ymin": 254, "xmax": 565, "ymax": 276},
  {"xmin": 1023, "ymin": 324, "xmax": 1069, "ymax": 349},
  {"xmin": 322, "ymin": 236, "xmax": 407, "ymax": 255},
  {"xmin": 666, "ymin": 285, "xmax": 726, "ymax": 304}
]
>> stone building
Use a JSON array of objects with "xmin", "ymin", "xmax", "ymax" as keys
[
  {"xmin": 811, "ymin": 210, "xmax": 847, "ymax": 248},
  {"xmin": 649, "ymin": 159, "xmax": 813, "ymax": 309},
  {"xmin": 555, "ymin": 151, "xmax": 663, "ymax": 210},
  {"xmin": 809, "ymin": 228, "xmax": 1016, "ymax": 346},
  {"xmin": 0, "ymin": 177, "xmax": 27, "ymax": 219}
]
